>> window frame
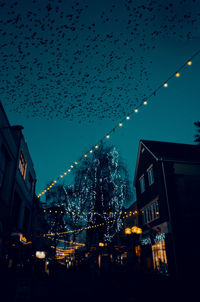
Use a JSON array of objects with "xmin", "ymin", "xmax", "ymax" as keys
[
  {"xmin": 139, "ymin": 174, "xmax": 145, "ymax": 194},
  {"xmin": 19, "ymin": 149, "xmax": 27, "ymax": 180},
  {"xmin": 147, "ymin": 164, "xmax": 154, "ymax": 186}
]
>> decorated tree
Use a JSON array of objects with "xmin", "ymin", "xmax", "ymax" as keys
[{"xmin": 64, "ymin": 143, "xmax": 132, "ymax": 242}]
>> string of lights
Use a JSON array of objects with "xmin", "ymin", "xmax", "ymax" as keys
[
  {"xmin": 37, "ymin": 49, "xmax": 200, "ymax": 199},
  {"xmin": 42, "ymin": 209, "xmax": 138, "ymax": 216},
  {"xmin": 44, "ymin": 209, "xmax": 138, "ymax": 237}
]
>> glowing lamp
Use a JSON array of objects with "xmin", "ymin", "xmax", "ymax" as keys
[
  {"xmin": 90, "ymin": 150, "xmax": 93, "ymax": 153},
  {"xmin": 106, "ymin": 134, "xmax": 110, "ymax": 139},
  {"xmin": 143, "ymin": 100, "xmax": 147, "ymax": 105},
  {"xmin": 125, "ymin": 228, "xmax": 132, "ymax": 235},
  {"xmin": 84, "ymin": 154, "xmax": 87, "ymax": 157},
  {"xmin": 119, "ymin": 122, "xmax": 123, "ymax": 127},
  {"xmin": 163, "ymin": 82, "xmax": 168, "ymax": 87},
  {"xmin": 95, "ymin": 145, "xmax": 98, "ymax": 149},
  {"xmin": 187, "ymin": 60, "xmax": 192, "ymax": 66},
  {"xmin": 36, "ymin": 251, "xmax": 46, "ymax": 259},
  {"xmin": 134, "ymin": 108, "xmax": 138, "ymax": 113},
  {"xmin": 126, "ymin": 116, "xmax": 130, "ymax": 120},
  {"xmin": 99, "ymin": 242, "xmax": 104, "ymax": 247},
  {"xmin": 175, "ymin": 72, "xmax": 180, "ymax": 77}
]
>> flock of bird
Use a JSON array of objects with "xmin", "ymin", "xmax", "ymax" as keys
[{"xmin": 0, "ymin": 0, "xmax": 199, "ymax": 123}]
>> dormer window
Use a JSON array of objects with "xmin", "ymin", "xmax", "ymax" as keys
[
  {"xmin": 19, "ymin": 150, "xmax": 27, "ymax": 180},
  {"xmin": 139, "ymin": 175, "xmax": 145, "ymax": 193},
  {"xmin": 147, "ymin": 164, "xmax": 154, "ymax": 186}
]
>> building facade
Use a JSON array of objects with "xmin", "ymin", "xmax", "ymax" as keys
[
  {"xmin": 0, "ymin": 101, "xmax": 36, "ymax": 268},
  {"xmin": 134, "ymin": 140, "xmax": 200, "ymax": 280}
]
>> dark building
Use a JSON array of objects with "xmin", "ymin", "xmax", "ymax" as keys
[
  {"xmin": 133, "ymin": 139, "xmax": 200, "ymax": 280},
  {"xmin": 0, "ymin": 101, "xmax": 36, "ymax": 269}
]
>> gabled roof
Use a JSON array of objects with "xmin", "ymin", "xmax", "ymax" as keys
[{"xmin": 133, "ymin": 140, "xmax": 200, "ymax": 186}]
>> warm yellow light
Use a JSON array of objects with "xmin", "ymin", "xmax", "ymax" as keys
[
  {"xmin": 95, "ymin": 145, "xmax": 98, "ymax": 149},
  {"xmin": 106, "ymin": 134, "xmax": 110, "ymax": 139},
  {"xmin": 134, "ymin": 108, "xmax": 138, "ymax": 113},
  {"xmin": 119, "ymin": 122, "xmax": 123, "ymax": 127},
  {"xmin": 44, "ymin": 190, "xmax": 46, "ymax": 193},
  {"xmin": 64, "ymin": 172, "xmax": 67, "ymax": 175},
  {"xmin": 136, "ymin": 228, "xmax": 142, "ymax": 234},
  {"xmin": 54, "ymin": 180, "xmax": 57, "ymax": 183},
  {"xmin": 60, "ymin": 175, "xmax": 63, "ymax": 178},
  {"xmin": 47, "ymin": 188, "xmax": 50, "ymax": 190},
  {"xmin": 84, "ymin": 154, "xmax": 87, "ymax": 157},
  {"xmin": 163, "ymin": 82, "xmax": 168, "ymax": 87},
  {"xmin": 90, "ymin": 150, "xmax": 93, "ymax": 153},
  {"xmin": 125, "ymin": 228, "xmax": 132, "ymax": 235},
  {"xmin": 68, "ymin": 169, "xmax": 71, "ymax": 172},
  {"xmin": 75, "ymin": 161, "xmax": 78, "ymax": 165},
  {"xmin": 126, "ymin": 116, "xmax": 130, "ymax": 120},
  {"xmin": 71, "ymin": 165, "xmax": 73, "ymax": 168},
  {"xmin": 175, "ymin": 72, "xmax": 180, "ymax": 77},
  {"xmin": 99, "ymin": 242, "xmax": 104, "ymax": 247},
  {"xmin": 36, "ymin": 251, "xmax": 46, "ymax": 259},
  {"xmin": 187, "ymin": 60, "xmax": 192, "ymax": 66},
  {"xmin": 143, "ymin": 100, "xmax": 147, "ymax": 105}
]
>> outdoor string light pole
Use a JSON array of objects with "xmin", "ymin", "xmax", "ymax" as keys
[{"xmin": 124, "ymin": 226, "xmax": 142, "ymax": 267}]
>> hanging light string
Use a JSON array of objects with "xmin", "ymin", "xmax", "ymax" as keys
[
  {"xmin": 43, "ymin": 209, "xmax": 138, "ymax": 237},
  {"xmin": 42, "ymin": 208, "xmax": 138, "ymax": 217},
  {"xmin": 37, "ymin": 49, "xmax": 200, "ymax": 199}
]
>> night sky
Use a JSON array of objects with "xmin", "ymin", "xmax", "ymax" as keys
[{"xmin": 1, "ymin": 0, "xmax": 200, "ymax": 202}]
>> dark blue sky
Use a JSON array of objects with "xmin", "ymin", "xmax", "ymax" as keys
[{"xmin": 1, "ymin": 0, "xmax": 200, "ymax": 200}]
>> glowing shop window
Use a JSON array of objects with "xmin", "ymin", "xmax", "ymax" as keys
[{"xmin": 152, "ymin": 240, "xmax": 168, "ymax": 274}]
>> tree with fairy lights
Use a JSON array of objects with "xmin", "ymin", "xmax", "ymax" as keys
[
  {"xmin": 64, "ymin": 143, "xmax": 132, "ymax": 243},
  {"xmin": 43, "ymin": 184, "xmax": 67, "ymax": 263}
]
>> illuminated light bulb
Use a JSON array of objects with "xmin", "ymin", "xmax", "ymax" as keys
[
  {"xmin": 44, "ymin": 210, "xmax": 46, "ymax": 212},
  {"xmin": 126, "ymin": 116, "xmax": 130, "ymax": 120},
  {"xmin": 84, "ymin": 154, "xmax": 87, "ymax": 157},
  {"xmin": 75, "ymin": 161, "xmax": 78, "ymax": 165},
  {"xmin": 90, "ymin": 150, "xmax": 93, "ymax": 153},
  {"xmin": 95, "ymin": 145, "xmax": 98, "ymax": 149},
  {"xmin": 187, "ymin": 60, "xmax": 192, "ymax": 66},
  {"xmin": 64, "ymin": 172, "xmax": 67, "ymax": 175},
  {"xmin": 134, "ymin": 108, "xmax": 138, "ymax": 113},
  {"xmin": 119, "ymin": 122, "xmax": 123, "ymax": 127},
  {"xmin": 163, "ymin": 82, "xmax": 168, "ymax": 87},
  {"xmin": 47, "ymin": 188, "xmax": 50, "ymax": 190},
  {"xmin": 60, "ymin": 175, "xmax": 63, "ymax": 178},
  {"xmin": 44, "ymin": 190, "xmax": 46, "ymax": 193},
  {"xmin": 143, "ymin": 100, "xmax": 147, "ymax": 105},
  {"xmin": 175, "ymin": 72, "xmax": 180, "ymax": 77},
  {"xmin": 71, "ymin": 165, "xmax": 73, "ymax": 168},
  {"xmin": 68, "ymin": 169, "xmax": 71, "ymax": 172},
  {"xmin": 54, "ymin": 180, "xmax": 57, "ymax": 183},
  {"xmin": 106, "ymin": 134, "xmax": 110, "ymax": 139}
]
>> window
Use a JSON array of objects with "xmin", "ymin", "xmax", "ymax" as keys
[
  {"xmin": 19, "ymin": 150, "xmax": 27, "ymax": 179},
  {"xmin": 139, "ymin": 175, "xmax": 145, "ymax": 193},
  {"xmin": 141, "ymin": 200, "xmax": 159, "ymax": 225},
  {"xmin": 152, "ymin": 240, "xmax": 168, "ymax": 275},
  {"xmin": 147, "ymin": 165, "xmax": 154, "ymax": 185}
]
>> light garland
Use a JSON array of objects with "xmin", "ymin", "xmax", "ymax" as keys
[
  {"xmin": 43, "ymin": 209, "xmax": 138, "ymax": 237},
  {"xmin": 36, "ymin": 51, "xmax": 200, "ymax": 199}
]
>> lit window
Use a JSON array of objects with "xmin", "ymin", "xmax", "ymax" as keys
[
  {"xmin": 139, "ymin": 175, "xmax": 145, "ymax": 193},
  {"xmin": 147, "ymin": 165, "xmax": 154, "ymax": 185},
  {"xmin": 19, "ymin": 150, "xmax": 27, "ymax": 179},
  {"xmin": 142, "ymin": 200, "xmax": 159, "ymax": 225},
  {"xmin": 152, "ymin": 240, "xmax": 168, "ymax": 275}
]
